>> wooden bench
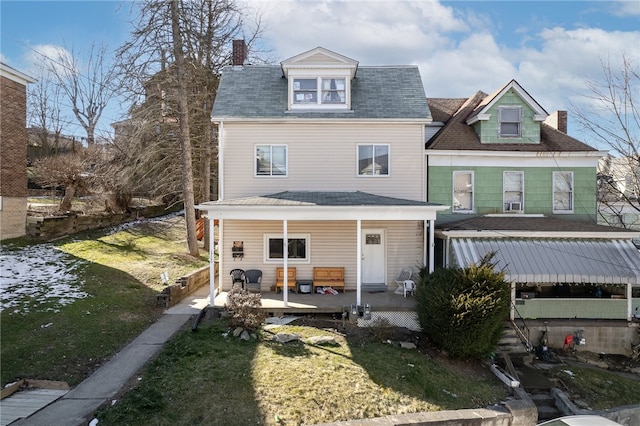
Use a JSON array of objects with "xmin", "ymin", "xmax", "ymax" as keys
[
  {"xmin": 313, "ymin": 267, "xmax": 345, "ymax": 293},
  {"xmin": 275, "ymin": 267, "xmax": 297, "ymax": 293}
]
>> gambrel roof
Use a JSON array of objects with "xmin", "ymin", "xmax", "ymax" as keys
[{"xmin": 212, "ymin": 65, "xmax": 432, "ymax": 121}]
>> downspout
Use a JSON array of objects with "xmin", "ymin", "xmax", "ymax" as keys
[
  {"xmin": 356, "ymin": 220, "xmax": 362, "ymax": 307},
  {"xmin": 218, "ymin": 121, "xmax": 224, "ymax": 200}
]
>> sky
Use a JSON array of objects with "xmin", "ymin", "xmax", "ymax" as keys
[{"xmin": 1, "ymin": 0, "xmax": 639, "ymax": 148}]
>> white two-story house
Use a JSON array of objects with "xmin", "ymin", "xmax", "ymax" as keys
[{"xmin": 197, "ymin": 45, "xmax": 447, "ymax": 307}]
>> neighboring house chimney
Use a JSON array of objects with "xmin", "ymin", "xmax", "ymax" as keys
[
  {"xmin": 544, "ymin": 110, "xmax": 568, "ymax": 134},
  {"xmin": 232, "ymin": 40, "xmax": 247, "ymax": 66}
]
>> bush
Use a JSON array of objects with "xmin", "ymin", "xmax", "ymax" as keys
[
  {"xmin": 224, "ymin": 285, "xmax": 267, "ymax": 331},
  {"xmin": 416, "ymin": 253, "xmax": 510, "ymax": 359}
]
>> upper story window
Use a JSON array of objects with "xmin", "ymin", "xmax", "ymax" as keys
[
  {"xmin": 503, "ymin": 171, "xmax": 524, "ymax": 212},
  {"xmin": 553, "ymin": 171, "xmax": 574, "ymax": 213},
  {"xmin": 255, "ymin": 145, "xmax": 287, "ymax": 177},
  {"xmin": 453, "ymin": 171, "xmax": 474, "ymax": 212},
  {"xmin": 499, "ymin": 106, "xmax": 522, "ymax": 138},
  {"xmin": 357, "ymin": 144, "xmax": 389, "ymax": 176},
  {"xmin": 293, "ymin": 78, "xmax": 346, "ymax": 106}
]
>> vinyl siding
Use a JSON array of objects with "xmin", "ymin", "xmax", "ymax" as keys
[
  {"xmin": 221, "ymin": 122, "xmax": 424, "ymax": 200},
  {"xmin": 428, "ymin": 165, "xmax": 597, "ymax": 223},
  {"xmin": 219, "ymin": 220, "xmax": 424, "ymax": 291},
  {"xmin": 475, "ymin": 90, "xmax": 541, "ymax": 144}
]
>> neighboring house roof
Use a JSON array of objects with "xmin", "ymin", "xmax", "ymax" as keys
[
  {"xmin": 197, "ymin": 191, "xmax": 447, "ymax": 221},
  {"xmin": 0, "ymin": 62, "xmax": 36, "ymax": 85},
  {"xmin": 466, "ymin": 79, "xmax": 548, "ymax": 125},
  {"xmin": 437, "ymin": 215, "xmax": 637, "ymax": 236},
  {"xmin": 425, "ymin": 91, "xmax": 597, "ymax": 152},
  {"xmin": 212, "ymin": 65, "xmax": 431, "ymax": 120}
]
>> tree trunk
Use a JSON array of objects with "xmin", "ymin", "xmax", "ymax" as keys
[
  {"xmin": 60, "ymin": 185, "xmax": 76, "ymax": 212},
  {"xmin": 169, "ymin": 0, "xmax": 200, "ymax": 257}
]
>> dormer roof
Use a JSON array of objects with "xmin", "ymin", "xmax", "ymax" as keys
[
  {"xmin": 280, "ymin": 47, "xmax": 359, "ymax": 80},
  {"xmin": 466, "ymin": 79, "xmax": 548, "ymax": 125}
]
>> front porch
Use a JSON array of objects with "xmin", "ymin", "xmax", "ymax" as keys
[{"xmin": 213, "ymin": 289, "xmax": 417, "ymax": 317}]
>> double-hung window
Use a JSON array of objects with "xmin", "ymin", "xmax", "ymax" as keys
[
  {"xmin": 293, "ymin": 78, "xmax": 346, "ymax": 106},
  {"xmin": 453, "ymin": 171, "xmax": 474, "ymax": 212},
  {"xmin": 264, "ymin": 234, "xmax": 310, "ymax": 263},
  {"xmin": 553, "ymin": 171, "xmax": 574, "ymax": 213},
  {"xmin": 503, "ymin": 171, "xmax": 524, "ymax": 212},
  {"xmin": 499, "ymin": 106, "xmax": 522, "ymax": 138},
  {"xmin": 255, "ymin": 145, "xmax": 287, "ymax": 176},
  {"xmin": 357, "ymin": 144, "xmax": 389, "ymax": 176}
]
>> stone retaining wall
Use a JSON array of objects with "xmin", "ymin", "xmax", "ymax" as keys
[{"xmin": 26, "ymin": 204, "xmax": 180, "ymax": 240}]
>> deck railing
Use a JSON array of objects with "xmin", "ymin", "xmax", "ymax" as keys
[{"xmin": 514, "ymin": 297, "xmax": 640, "ymax": 320}]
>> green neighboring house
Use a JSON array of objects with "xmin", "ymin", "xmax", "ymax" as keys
[{"xmin": 425, "ymin": 80, "xmax": 640, "ymax": 322}]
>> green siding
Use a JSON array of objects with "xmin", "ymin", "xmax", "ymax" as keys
[
  {"xmin": 474, "ymin": 89, "xmax": 541, "ymax": 144},
  {"xmin": 429, "ymin": 165, "xmax": 597, "ymax": 223}
]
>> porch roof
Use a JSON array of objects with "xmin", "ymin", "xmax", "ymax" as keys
[
  {"xmin": 450, "ymin": 238, "xmax": 640, "ymax": 285},
  {"xmin": 196, "ymin": 191, "xmax": 448, "ymax": 221}
]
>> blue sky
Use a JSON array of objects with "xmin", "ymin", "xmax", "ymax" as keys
[{"xmin": 1, "ymin": 0, "xmax": 639, "ymax": 147}]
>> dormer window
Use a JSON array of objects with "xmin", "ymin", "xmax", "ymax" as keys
[
  {"xmin": 499, "ymin": 106, "xmax": 522, "ymax": 138},
  {"xmin": 292, "ymin": 77, "xmax": 346, "ymax": 106},
  {"xmin": 281, "ymin": 47, "xmax": 358, "ymax": 112}
]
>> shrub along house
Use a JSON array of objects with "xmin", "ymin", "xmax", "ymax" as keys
[
  {"xmin": 196, "ymin": 43, "xmax": 447, "ymax": 309},
  {"xmin": 425, "ymin": 80, "xmax": 640, "ymax": 326}
]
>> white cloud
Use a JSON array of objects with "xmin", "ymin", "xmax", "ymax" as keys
[
  {"xmin": 610, "ymin": 0, "xmax": 640, "ymax": 16},
  {"xmin": 23, "ymin": 44, "xmax": 74, "ymax": 76},
  {"xmin": 248, "ymin": 0, "xmax": 638, "ymax": 129}
]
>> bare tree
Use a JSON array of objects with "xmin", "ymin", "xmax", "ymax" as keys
[
  {"xmin": 27, "ymin": 67, "xmax": 66, "ymax": 157},
  {"xmin": 46, "ymin": 43, "xmax": 117, "ymax": 146},
  {"xmin": 170, "ymin": 0, "xmax": 199, "ymax": 256},
  {"xmin": 114, "ymin": 0, "xmax": 265, "ymax": 252},
  {"xmin": 32, "ymin": 150, "xmax": 92, "ymax": 212},
  {"xmin": 572, "ymin": 55, "xmax": 640, "ymax": 228}
]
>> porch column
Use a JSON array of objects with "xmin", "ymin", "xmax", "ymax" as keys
[
  {"xmin": 627, "ymin": 283, "xmax": 632, "ymax": 322},
  {"xmin": 356, "ymin": 219, "xmax": 362, "ymax": 307},
  {"xmin": 208, "ymin": 217, "xmax": 216, "ymax": 307},
  {"xmin": 510, "ymin": 283, "xmax": 516, "ymax": 321},
  {"xmin": 283, "ymin": 220, "xmax": 289, "ymax": 307},
  {"xmin": 428, "ymin": 220, "xmax": 435, "ymax": 273}
]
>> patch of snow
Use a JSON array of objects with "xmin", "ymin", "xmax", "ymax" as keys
[{"xmin": 0, "ymin": 244, "xmax": 90, "ymax": 315}]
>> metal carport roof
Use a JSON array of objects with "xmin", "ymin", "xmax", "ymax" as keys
[{"xmin": 451, "ymin": 238, "xmax": 640, "ymax": 285}]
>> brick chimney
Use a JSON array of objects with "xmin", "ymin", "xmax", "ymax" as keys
[
  {"xmin": 544, "ymin": 110, "xmax": 567, "ymax": 133},
  {"xmin": 232, "ymin": 40, "xmax": 247, "ymax": 66}
]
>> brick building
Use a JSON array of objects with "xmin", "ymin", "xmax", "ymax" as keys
[{"xmin": 0, "ymin": 63, "xmax": 36, "ymax": 240}]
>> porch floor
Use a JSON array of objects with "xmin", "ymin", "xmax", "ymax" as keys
[{"xmin": 213, "ymin": 289, "xmax": 417, "ymax": 316}]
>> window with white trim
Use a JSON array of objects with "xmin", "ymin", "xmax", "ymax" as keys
[
  {"xmin": 264, "ymin": 234, "xmax": 310, "ymax": 263},
  {"xmin": 553, "ymin": 171, "xmax": 574, "ymax": 213},
  {"xmin": 499, "ymin": 106, "xmax": 522, "ymax": 138},
  {"xmin": 503, "ymin": 171, "xmax": 524, "ymax": 212},
  {"xmin": 255, "ymin": 145, "xmax": 287, "ymax": 176},
  {"xmin": 453, "ymin": 171, "xmax": 474, "ymax": 212},
  {"xmin": 357, "ymin": 144, "xmax": 389, "ymax": 176},
  {"xmin": 293, "ymin": 78, "xmax": 346, "ymax": 106}
]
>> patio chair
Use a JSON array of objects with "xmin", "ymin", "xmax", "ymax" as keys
[
  {"xmin": 394, "ymin": 267, "xmax": 415, "ymax": 297},
  {"xmin": 229, "ymin": 268, "xmax": 245, "ymax": 289},
  {"xmin": 244, "ymin": 269, "xmax": 262, "ymax": 293}
]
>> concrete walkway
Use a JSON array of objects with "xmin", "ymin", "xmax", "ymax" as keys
[{"xmin": 12, "ymin": 287, "xmax": 211, "ymax": 426}]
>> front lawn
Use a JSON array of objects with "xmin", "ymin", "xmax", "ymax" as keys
[
  {"xmin": 0, "ymin": 214, "xmax": 208, "ymax": 386},
  {"xmin": 95, "ymin": 319, "xmax": 508, "ymax": 426}
]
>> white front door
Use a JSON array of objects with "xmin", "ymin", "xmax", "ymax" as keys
[{"xmin": 362, "ymin": 228, "xmax": 386, "ymax": 286}]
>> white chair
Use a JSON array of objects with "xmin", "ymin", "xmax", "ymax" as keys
[
  {"xmin": 394, "ymin": 267, "xmax": 413, "ymax": 295},
  {"xmin": 402, "ymin": 279, "xmax": 416, "ymax": 297}
]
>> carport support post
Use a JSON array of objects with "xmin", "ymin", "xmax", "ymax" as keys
[
  {"xmin": 356, "ymin": 219, "xmax": 362, "ymax": 307},
  {"xmin": 627, "ymin": 283, "xmax": 632, "ymax": 321}
]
